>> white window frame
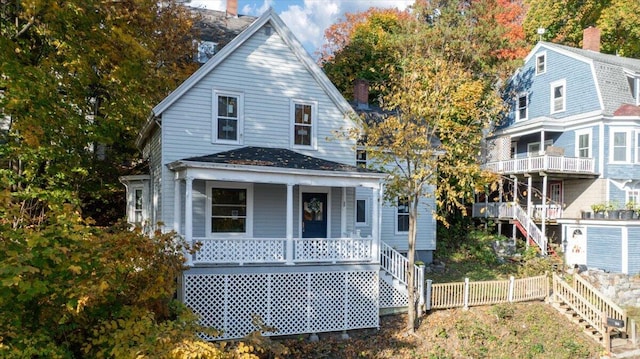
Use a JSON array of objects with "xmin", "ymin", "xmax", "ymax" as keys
[
  {"xmin": 626, "ymin": 189, "xmax": 640, "ymax": 205},
  {"xmin": 536, "ymin": 52, "xmax": 546, "ymax": 75},
  {"xmin": 205, "ymin": 182, "xmax": 254, "ymax": 238},
  {"xmin": 395, "ymin": 197, "xmax": 409, "ymax": 234},
  {"xmin": 127, "ymin": 183, "xmax": 147, "ymax": 225},
  {"xmin": 636, "ymin": 130, "xmax": 640, "ymax": 163},
  {"xmin": 527, "ymin": 140, "xmax": 552, "ymax": 157},
  {"xmin": 575, "ymin": 128, "xmax": 592, "ymax": 158},
  {"xmin": 626, "ymin": 74, "xmax": 640, "ymax": 106},
  {"xmin": 356, "ymin": 148, "xmax": 367, "ymax": 168},
  {"xmin": 610, "ymin": 129, "xmax": 631, "ymax": 164},
  {"xmin": 355, "ymin": 197, "xmax": 368, "ymax": 227},
  {"xmin": 550, "ymin": 79, "xmax": 566, "ymax": 114},
  {"xmin": 515, "ymin": 93, "xmax": 528, "ymax": 121},
  {"xmin": 290, "ymin": 99, "xmax": 318, "ymax": 150},
  {"xmin": 212, "ymin": 90, "xmax": 244, "ymax": 144}
]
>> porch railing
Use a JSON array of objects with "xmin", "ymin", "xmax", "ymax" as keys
[
  {"xmin": 192, "ymin": 237, "xmax": 374, "ymax": 265},
  {"xmin": 484, "ymin": 155, "xmax": 596, "ymax": 175},
  {"xmin": 380, "ymin": 242, "xmax": 425, "ymax": 307},
  {"xmin": 472, "ymin": 202, "xmax": 563, "ymax": 220}
]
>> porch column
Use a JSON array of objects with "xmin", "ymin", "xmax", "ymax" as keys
[
  {"xmin": 526, "ymin": 175, "xmax": 533, "ymax": 218},
  {"xmin": 511, "ymin": 176, "xmax": 518, "ymax": 246},
  {"xmin": 341, "ymin": 187, "xmax": 347, "ymax": 237},
  {"xmin": 285, "ymin": 183, "xmax": 294, "ymax": 265},
  {"xmin": 174, "ymin": 176, "xmax": 181, "ymax": 234},
  {"xmin": 371, "ymin": 184, "xmax": 381, "ymax": 263},
  {"xmin": 185, "ymin": 176, "xmax": 194, "ymax": 266},
  {"xmin": 540, "ymin": 130, "xmax": 545, "ymax": 155},
  {"xmin": 541, "ymin": 173, "xmax": 548, "ymax": 256}
]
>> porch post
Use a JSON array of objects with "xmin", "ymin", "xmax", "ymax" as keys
[
  {"xmin": 540, "ymin": 130, "xmax": 545, "ymax": 155},
  {"xmin": 526, "ymin": 174, "xmax": 533, "ymax": 218},
  {"xmin": 371, "ymin": 184, "xmax": 381, "ymax": 263},
  {"xmin": 341, "ymin": 187, "xmax": 347, "ymax": 237},
  {"xmin": 541, "ymin": 173, "xmax": 548, "ymax": 256},
  {"xmin": 174, "ymin": 175, "xmax": 181, "ymax": 234},
  {"xmin": 285, "ymin": 183, "xmax": 294, "ymax": 265},
  {"xmin": 185, "ymin": 176, "xmax": 194, "ymax": 266}
]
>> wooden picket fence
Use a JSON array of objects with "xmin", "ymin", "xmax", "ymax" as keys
[{"xmin": 425, "ymin": 274, "xmax": 549, "ymax": 310}]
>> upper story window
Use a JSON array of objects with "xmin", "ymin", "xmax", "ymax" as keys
[
  {"xmin": 213, "ymin": 90, "xmax": 243, "ymax": 144},
  {"xmin": 636, "ymin": 131, "xmax": 640, "ymax": 163},
  {"xmin": 611, "ymin": 130, "xmax": 630, "ymax": 163},
  {"xmin": 536, "ymin": 52, "xmax": 546, "ymax": 75},
  {"xmin": 550, "ymin": 80, "xmax": 566, "ymax": 114},
  {"xmin": 516, "ymin": 93, "xmax": 528, "ymax": 121},
  {"xmin": 291, "ymin": 100, "xmax": 317, "ymax": 149},
  {"xmin": 396, "ymin": 197, "xmax": 409, "ymax": 233},
  {"xmin": 576, "ymin": 129, "xmax": 591, "ymax": 158},
  {"xmin": 207, "ymin": 182, "xmax": 253, "ymax": 237},
  {"xmin": 356, "ymin": 149, "xmax": 367, "ymax": 168},
  {"xmin": 527, "ymin": 140, "xmax": 552, "ymax": 157},
  {"xmin": 628, "ymin": 76, "xmax": 640, "ymax": 105}
]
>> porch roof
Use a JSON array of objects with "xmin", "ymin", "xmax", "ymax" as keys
[
  {"xmin": 168, "ymin": 146, "xmax": 387, "ymax": 187},
  {"xmin": 183, "ymin": 146, "xmax": 382, "ymax": 174}
]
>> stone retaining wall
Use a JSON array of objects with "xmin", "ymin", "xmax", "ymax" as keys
[{"xmin": 579, "ymin": 269, "xmax": 640, "ymax": 307}]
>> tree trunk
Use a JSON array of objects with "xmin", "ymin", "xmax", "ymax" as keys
[{"xmin": 406, "ymin": 198, "xmax": 419, "ymax": 332}]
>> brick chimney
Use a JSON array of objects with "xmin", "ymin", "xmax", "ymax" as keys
[
  {"xmin": 226, "ymin": 0, "xmax": 238, "ymax": 18},
  {"xmin": 354, "ymin": 79, "xmax": 369, "ymax": 110},
  {"xmin": 582, "ymin": 26, "xmax": 600, "ymax": 52}
]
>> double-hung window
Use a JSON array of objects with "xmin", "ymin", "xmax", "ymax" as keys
[
  {"xmin": 636, "ymin": 131, "xmax": 640, "ymax": 163},
  {"xmin": 550, "ymin": 80, "xmax": 566, "ymax": 114},
  {"xmin": 291, "ymin": 100, "xmax": 317, "ymax": 149},
  {"xmin": 207, "ymin": 183, "xmax": 253, "ymax": 236},
  {"xmin": 213, "ymin": 90, "xmax": 243, "ymax": 144},
  {"xmin": 396, "ymin": 197, "xmax": 409, "ymax": 233},
  {"xmin": 536, "ymin": 52, "xmax": 546, "ymax": 75},
  {"xmin": 356, "ymin": 149, "xmax": 367, "ymax": 168},
  {"xmin": 576, "ymin": 129, "xmax": 591, "ymax": 158},
  {"xmin": 355, "ymin": 198, "xmax": 367, "ymax": 226},
  {"xmin": 516, "ymin": 93, "xmax": 528, "ymax": 121},
  {"xmin": 611, "ymin": 130, "xmax": 629, "ymax": 163}
]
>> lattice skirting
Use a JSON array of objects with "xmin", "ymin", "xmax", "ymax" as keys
[
  {"xmin": 379, "ymin": 275, "xmax": 408, "ymax": 309},
  {"xmin": 183, "ymin": 269, "xmax": 380, "ymax": 340}
]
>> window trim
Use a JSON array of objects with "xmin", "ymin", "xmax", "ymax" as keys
[
  {"xmin": 527, "ymin": 140, "xmax": 552, "ymax": 157},
  {"xmin": 536, "ymin": 52, "xmax": 546, "ymax": 75},
  {"xmin": 395, "ymin": 197, "xmax": 410, "ymax": 234},
  {"xmin": 356, "ymin": 148, "xmax": 367, "ymax": 168},
  {"xmin": 515, "ymin": 92, "xmax": 528, "ymax": 121},
  {"xmin": 212, "ymin": 89, "xmax": 244, "ymax": 145},
  {"xmin": 127, "ymin": 183, "xmax": 147, "ymax": 225},
  {"xmin": 205, "ymin": 182, "xmax": 254, "ymax": 238},
  {"xmin": 355, "ymin": 197, "xmax": 368, "ymax": 227},
  {"xmin": 290, "ymin": 99, "xmax": 318, "ymax": 150},
  {"xmin": 636, "ymin": 130, "xmax": 640, "ymax": 164},
  {"xmin": 610, "ymin": 129, "xmax": 631, "ymax": 164},
  {"xmin": 575, "ymin": 128, "xmax": 592, "ymax": 158},
  {"xmin": 550, "ymin": 79, "xmax": 566, "ymax": 114}
]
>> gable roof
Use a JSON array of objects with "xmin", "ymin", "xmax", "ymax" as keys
[
  {"xmin": 525, "ymin": 41, "xmax": 640, "ymax": 116},
  {"xmin": 136, "ymin": 8, "xmax": 354, "ymax": 148}
]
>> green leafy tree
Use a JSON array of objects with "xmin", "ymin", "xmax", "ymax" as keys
[
  {"xmin": 354, "ymin": 2, "xmax": 504, "ymax": 332},
  {"xmin": 597, "ymin": 0, "xmax": 640, "ymax": 57},
  {"xmin": 0, "ymin": 0, "xmax": 199, "ymax": 225}
]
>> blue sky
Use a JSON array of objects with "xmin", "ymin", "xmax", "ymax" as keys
[{"xmin": 186, "ymin": 0, "xmax": 413, "ymax": 56}]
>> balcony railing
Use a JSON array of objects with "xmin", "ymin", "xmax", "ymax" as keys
[
  {"xmin": 472, "ymin": 202, "xmax": 563, "ymax": 220},
  {"xmin": 192, "ymin": 237, "xmax": 374, "ymax": 265},
  {"xmin": 484, "ymin": 155, "xmax": 596, "ymax": 175}
]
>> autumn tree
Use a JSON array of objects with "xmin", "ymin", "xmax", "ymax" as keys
[
  {"xmin": 597, "ymin": 0, "xmax": 640, "ymax": 57},
  {"xmin": 0, "ymin": 0, "xmax": 199, "ymax": 224},
  {"xmin": 354, "ymin": 1, "xmax": 504, "ymax": 332}
]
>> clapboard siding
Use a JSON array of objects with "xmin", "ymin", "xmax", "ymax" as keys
[
  {"xmin": 253, "ymin": 184, "xmax": 287, "ymax": 238},
  {"xmin": 628, "ymin": 228, "xmax": 640, "ymax": 274},
  {"xmin": 587, "ymin": 227, "xmax": 622, "ymax": 272}
]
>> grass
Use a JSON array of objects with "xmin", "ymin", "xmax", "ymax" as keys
[{"xmin": 252, "ymin": 229, "xmax": 603, "ymax": 358}]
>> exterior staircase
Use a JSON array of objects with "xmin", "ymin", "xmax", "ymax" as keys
[{"xmin": 378, "ymin": 242, "xmax": 425, "ymax": 312}]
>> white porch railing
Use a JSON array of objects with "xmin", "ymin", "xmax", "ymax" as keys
[
  {"xmin": 512, "ymin": 204, "xmax": 547, "ymax": 256},
  {"xmin": 192, "ymin": 237, "xmax": 374, "ymax": 265},
  {"xmin": 380, "ymin": 242, "xmax": 425, "ymax": 307},
  {"xmin": 472, "ymin": 202, "xmax": 562, "ymax": 220},
  {"xmin": 484, "ymin": 155, "xmax": 595, "ymax": 175}
]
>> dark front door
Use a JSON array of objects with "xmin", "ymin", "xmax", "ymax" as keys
[{"xmin": 302, "ymin": 193, "xmax": 327, "ymax": 238}]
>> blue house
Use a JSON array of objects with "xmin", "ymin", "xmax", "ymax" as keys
[
  {"xmin": 121, "ymin": 5, "xmax": 436, "ymax": 340},
  {"xmin": 475, "ymin": 27, "xmax": 640, "ymax": 274}
]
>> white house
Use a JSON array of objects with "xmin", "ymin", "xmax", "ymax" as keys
[{"xmin": 121, "ymin": 7, "xmax": 436, "ymax": 340}]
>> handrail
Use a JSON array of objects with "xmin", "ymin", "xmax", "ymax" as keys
[
  {"xmin": 512, "ymin": 204, "xmax": 547, "ymax": 256},
  {"xmin": 573, "ymin": 274, "xmax": 628, "ymax": 334},
  {"xmin": 380, "ymin": 242, "xmax": 425, "ymax": 306},
  {"xmin": 484, "ymin": 155, "xmax": 596, "ymax": 175},
  {"xmin": 552, "ymin": 273, "xmax": 605, "ymax": 336}
]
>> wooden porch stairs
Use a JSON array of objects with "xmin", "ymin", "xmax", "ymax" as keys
[{"xmin": 512, "ymin": 220, "xmax": 557, "ymax": 256}]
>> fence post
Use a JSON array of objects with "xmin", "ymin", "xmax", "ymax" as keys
[
  {"xmin": 418, "ymin": 264, "xmax": 425, "ymax": 316},
  {"xmin": 425, "ymin": 279, "xmax": 432, "ymax": 311},
  {"xmin": 463, "ymin": 278, "xmax": 470, "ymax": 310},
  {"xmin": 508, "ymin": 276, "xmax": 515, "ymax": 302},
  {"xmin": 631, "ymin": 319, "xmax": 637, "ymax": 346}
]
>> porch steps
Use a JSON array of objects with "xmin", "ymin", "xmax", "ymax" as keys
[
  {"xmin": 512, "ymin": 220, "xmax": 557, "ymax": 256},
  {"xmin": 551, "ymin": 302, "xmax": 605, "ymax": 343}
]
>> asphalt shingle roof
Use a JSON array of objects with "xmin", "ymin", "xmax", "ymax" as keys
[{"xmin": 183, "ymin": 146, "xmax": 381, "ymax": 173}]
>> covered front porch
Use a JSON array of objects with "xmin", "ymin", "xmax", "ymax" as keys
[{"xmin": 168, "ymin": 147, "xmax": 387, "ymax": 267}]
